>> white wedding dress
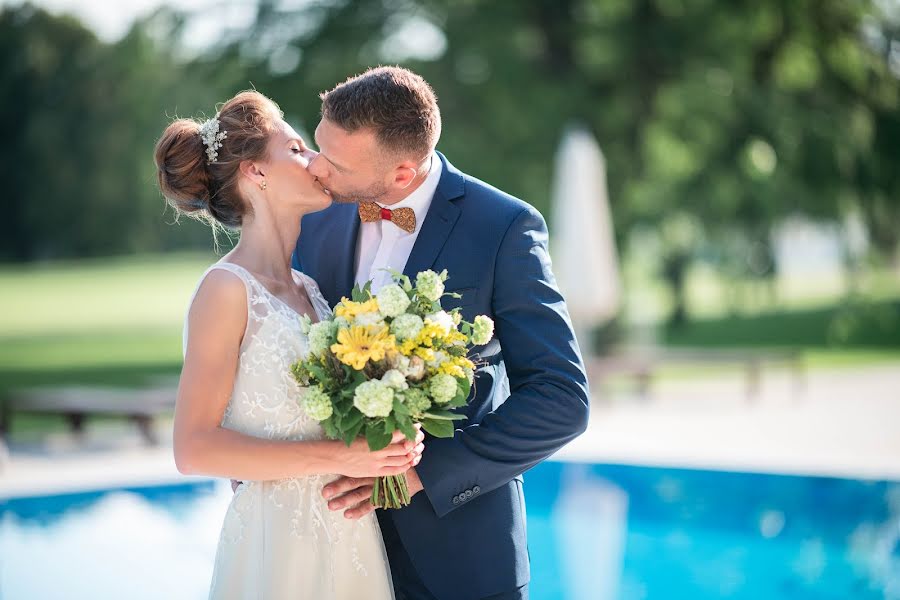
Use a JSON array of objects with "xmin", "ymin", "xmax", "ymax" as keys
[{"xmin": 184, "ymin": 261, "xmax": 395, "ymax": 600}]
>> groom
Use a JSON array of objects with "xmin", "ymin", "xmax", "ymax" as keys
[{"xmin": 293, "ymin": 66, "xmax": 590, "ymax": 600}]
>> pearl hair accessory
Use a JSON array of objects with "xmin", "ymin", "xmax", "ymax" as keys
[{"xmin": 199, "ymin": 114, "xmax": 227, "ymax": 163}]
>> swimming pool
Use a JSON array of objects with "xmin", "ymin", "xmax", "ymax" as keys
[{"xmin": 2, "ymin": 462, "xmax": 898, "ymax": 599}]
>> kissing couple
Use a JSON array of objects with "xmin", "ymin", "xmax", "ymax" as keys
[{"xmin": 155, "ymin": 66, "xmax": 590, "ymax": 600}]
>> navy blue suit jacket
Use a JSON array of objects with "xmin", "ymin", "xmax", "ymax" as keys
[{"xmin": 293, "ymin": 152, "xmax": 590, "ymax": 599}]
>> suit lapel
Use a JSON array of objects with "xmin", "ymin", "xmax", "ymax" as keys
[{"xmin": 403, "ymin": 152, "xmax": 464, "ymax": 279}]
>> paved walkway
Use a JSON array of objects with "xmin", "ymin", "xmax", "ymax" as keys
[
  {"xmin": 2, "ymin": 363, "xmax": 899, "ymax": 499},
  {"xmin": 559, "ymin": 363, "xmax": 900, "ymax": 480}
]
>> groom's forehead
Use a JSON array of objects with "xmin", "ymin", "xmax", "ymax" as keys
[{"xmin": 315, "ymin": 119, "xmax": 378, "ymax": 163}]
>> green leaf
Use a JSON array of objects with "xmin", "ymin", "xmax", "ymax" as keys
[
  {"xmin": 321, "ymin": 417, "xmax": 339, "ymax": 440},
  {"xmin": 383, "ymin": 415, "xmax": 397, "ymax": 435},
  {"xmin": 395, "ymin": 412, "xmax": 417, "ymax": 441},
  {"xmin": 421, "ymin": 417, "xmax": 455, "ymax": 438},
  {"xmin": 350, "ymin": 281, "xmax": 373, "ymax": 302},
  {"xmin": 453, "ymin": 376, "xmax": 471, "ymax": 404},
  {"xmin": 307, "ymin": 362, "xmax": 329, "ymax": 384},
  {"xmin": 366, "ymin": 422, "xmax": 392, "ymax": 450},
  {"xmin": 343, "ymin": 408, "xmax": 363, "ymax": 430},
  {"xmin": 392, "ymin": 398, "xmax": 410, "ymax": 416},
  {"xmin": 343, "ymin": 417, "xmax": 365, "ymax": 446},
  {"xmin": 422, "ymin": 408, "xmax": 466, "ymax": 421}
]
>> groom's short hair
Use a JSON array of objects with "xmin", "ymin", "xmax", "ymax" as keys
[{"xmin": 320, "ymin": 66, "xmax": 441, "ymax": 160}]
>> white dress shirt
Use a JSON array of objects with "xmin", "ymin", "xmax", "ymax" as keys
[{"xmin": 354, "ymin": 154, "xmax": 443, "ymax": 293}]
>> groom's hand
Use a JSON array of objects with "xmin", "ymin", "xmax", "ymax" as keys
[
  {"xmin": 323, "ymin": 468, "xmax": 425, "ymax": 519},
  {"xmin": 323, "ymin": 476, "xmax": 376, "ymax": 519}
]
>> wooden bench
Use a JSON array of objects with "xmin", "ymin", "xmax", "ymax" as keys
[
  {"xmin": 0, "ymin": 387, "xmax": 176, "ymax": 445},
  {"xmin": 586, "ymin": 347, "xmax": 805, "ymax": 402}
]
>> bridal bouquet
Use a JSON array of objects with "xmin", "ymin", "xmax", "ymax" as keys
[{"xmin": 290, "ymin": 269, "xmax": 494, "ymax": 509}]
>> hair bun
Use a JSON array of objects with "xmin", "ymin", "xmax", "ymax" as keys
[
  {"xmin": 154, "ymin": 119, "xmax": 212, "ymax": 214},
  {"xmin": 154, "ymin": 91, "xmax": 282, "ymax": 230}
]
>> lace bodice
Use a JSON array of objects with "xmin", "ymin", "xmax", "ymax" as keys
[{"xmin": 184, "ymin": 262, "xmax": 333, "ymax": 441}]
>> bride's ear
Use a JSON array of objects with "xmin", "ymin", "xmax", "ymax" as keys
[{"xmin": 239, "ymin": 160, "xmax": 266, "ymax": 188}]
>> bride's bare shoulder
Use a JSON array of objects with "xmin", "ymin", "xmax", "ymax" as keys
[{"xmin": 188, "ymin": 267, "xmax": 248, "ymax": 324}]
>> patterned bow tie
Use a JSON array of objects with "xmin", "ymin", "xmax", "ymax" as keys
[{"xmin": 358, "ymin": 202, "xmax": 416, "ymax": 233}]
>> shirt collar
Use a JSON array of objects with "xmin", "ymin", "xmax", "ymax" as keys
[{"xmin": 376, "ymin": 153, "xmax": 442, "ymax": 235}]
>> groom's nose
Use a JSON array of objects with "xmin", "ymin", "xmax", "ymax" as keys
[{"xmin": 307, "ymin": 153, "xmax": 327, "ymax": 179}]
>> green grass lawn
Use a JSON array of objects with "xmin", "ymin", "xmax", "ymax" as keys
[
  {"xmin": 1, "ymin": 252, "xmax": 898, "ymax": 397},
  {"xmin": 663, "ymin": 299, "xmax": 900, "ymax": 349},
  {"xmin": 1, "ymin": 252, "xmax": 897, "ymax": 437},
  {"xmin": 0, "ymin": 252, "xmax": 215, "ymax": 393}
]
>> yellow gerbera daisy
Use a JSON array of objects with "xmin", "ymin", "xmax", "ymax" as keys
[
  {"xmin": 331, "ymin": 325, "xmax": 393, "ymax": 370},
  {"xmin": 334, "ymin": 298, "xmax": 380, "ymax": 320}
]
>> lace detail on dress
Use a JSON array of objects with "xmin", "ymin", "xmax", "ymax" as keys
[{"xmin": 185, "ymin": 262, "xmax": 389, "ymax": 598}]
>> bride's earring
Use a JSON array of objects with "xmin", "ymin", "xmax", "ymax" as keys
[{"xmin": 259, "ymin": 179, "xmax": 267, "ymax": 191}]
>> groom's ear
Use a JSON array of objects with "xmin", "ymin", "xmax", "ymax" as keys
[{"xmin": 391, "ymin": 160, "xmax": 419, "ymax": 190}]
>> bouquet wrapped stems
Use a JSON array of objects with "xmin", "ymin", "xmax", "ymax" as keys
[{"xmin": 373, "ymin": 474, "xmax": 411, "ymax": 509}]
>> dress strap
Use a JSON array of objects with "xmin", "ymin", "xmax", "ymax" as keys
[{"xmin": 182, "ymin": 262, "xmax": 264, "ymax": 356}]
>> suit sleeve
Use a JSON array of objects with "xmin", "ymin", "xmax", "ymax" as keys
[{"xmin": 415, "ymin": 206, "xmax": 591, "ymax": 517}]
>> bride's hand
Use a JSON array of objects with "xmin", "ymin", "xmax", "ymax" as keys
[
  {"xmin": 325, "ymin": 427, "xmax": 425, "ymax": 518},
  {"xmin": 334, "ymin": 429, "xmax": 424, "ymax": 479}
]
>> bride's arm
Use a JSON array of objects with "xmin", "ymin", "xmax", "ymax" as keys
[{"xmin": 173, "ymin": 269, "xmax": 416, "ymax": 481}]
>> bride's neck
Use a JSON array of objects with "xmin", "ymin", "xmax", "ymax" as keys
[{"xmin": 231, "ymin": 203, "xmax": 303, "ymax": 281}]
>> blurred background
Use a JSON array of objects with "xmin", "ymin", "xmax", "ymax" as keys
[{"xmin": 0, "ymin": 1, "xmax": 898, "ymax": 599}]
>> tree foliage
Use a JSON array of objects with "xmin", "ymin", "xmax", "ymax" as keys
[{"xmin": 2, "ymin": 0, "xmax": 898, "ymax": 269}]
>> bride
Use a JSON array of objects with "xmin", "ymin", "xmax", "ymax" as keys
[{"xmin": 154, "ymin": 90, "xmax": 421, "ymax": 599}]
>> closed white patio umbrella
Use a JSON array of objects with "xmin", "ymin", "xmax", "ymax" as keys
[{"xmin": 550, "ymin": 124, "xmax": 622, "ymax": 356}]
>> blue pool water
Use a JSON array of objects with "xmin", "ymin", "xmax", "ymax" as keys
[{"xmin": 2, "ymin": 462, "xmax": 898, "ymax": 599}]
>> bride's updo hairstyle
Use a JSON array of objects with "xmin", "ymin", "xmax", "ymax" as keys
[{"xmin": 154, "ymin": 91, "xmax": 282, "ymax": 228}]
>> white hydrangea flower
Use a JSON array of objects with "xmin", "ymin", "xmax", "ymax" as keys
[
  {"xmin": 334, "ymin": 316, "xmax": 351, "ymax": 330},
  {"xmin": 376, "ymin": 284, "xmax": 411, "ymax": 318},
  {"xmin": 298, "ymin": 314, "xmax": 313, "ymax": 335},
  {"xmin": 390, "ymin": 313, "xmax": 424, "ymax": 341},
  {"xmin": 354, "ymin": 311, "xmax": 384, "ymax": 328},
  {"xmin": 301, "ymin": 386, "xmax": 333, "ymax": 421},
  {"xmin": 307, "ymin": 320, "xmax": 337, "ymax": 356},
  {"xmin": 353, "ymin": 380, "xmax": 395, "ymax": 418},
  {"xmin": 402, "ymin": 388, "xmax": 432, "ymax": 419},
  {"xmin": 471, "ymin": 315, "xmax": 495, "ymax": 346},
  {"xmin": 425, "ymin": 311, "xmax": 454, "ymax": 335},
  {"xmin": 429, "ymin": 373, "xmax": 458, "ymax": 404},
  {"xmin": 381, "ymin": 369, "xmax": 409, "ymax": 390},
  {"xmin": 416, "ymin": 270, "xmax": 445, "ymax": 302},
  {"xmin": 427, "ymin": 350, "xmax": 448, "ymax": 370}
]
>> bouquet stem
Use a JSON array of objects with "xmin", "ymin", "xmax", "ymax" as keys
[{"xmin": 371, "ymin": 474, "xmax": 411, "ymax": 509}]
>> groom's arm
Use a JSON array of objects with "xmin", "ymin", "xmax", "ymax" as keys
[{"xmin": 415, "ymin": 206, "xmax": 591, "ymax": 518}]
